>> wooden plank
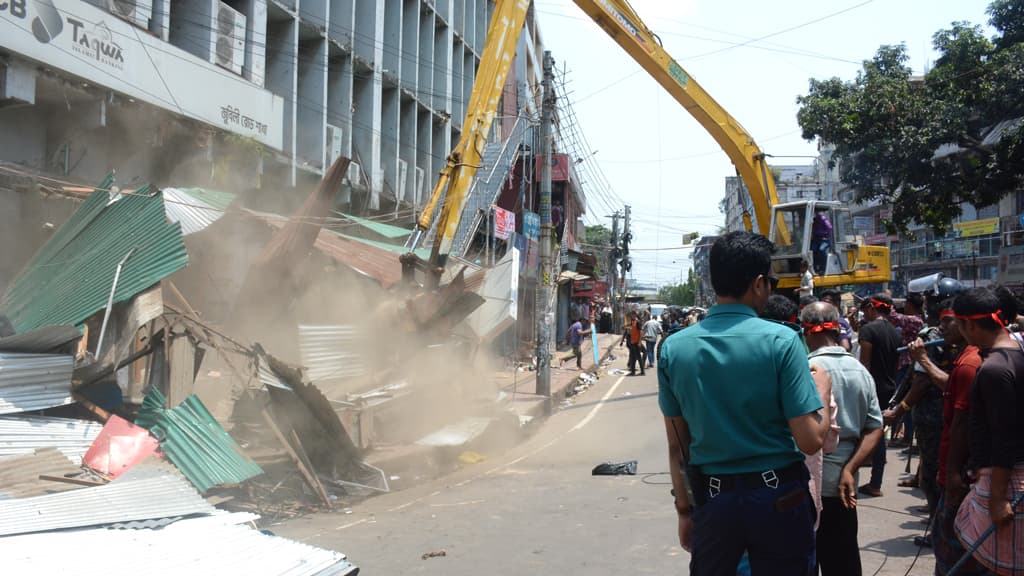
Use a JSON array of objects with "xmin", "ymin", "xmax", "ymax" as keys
[
  {"xmin": 260, "ymin": 409, "xmax": 333, "ymax": 508},
  {"xmin": 167, "ymin": 329, "xmax": 196, "ymax": 407},
  {"xmin": 38, "ymin": 474, "xmax": 106, "ymax": 487}
]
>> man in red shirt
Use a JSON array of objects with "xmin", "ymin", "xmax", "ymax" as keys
[{"xmin": 897, "ymin": 304, "xmax": 985, "ymax": 575}]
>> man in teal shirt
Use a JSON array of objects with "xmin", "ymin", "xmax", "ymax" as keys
[{"xmin": 659, "ymin": 232, "xmax": 831, "ymax": 576}]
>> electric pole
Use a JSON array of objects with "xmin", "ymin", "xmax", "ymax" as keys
[
  {"xmin": 536, "ymin": 51, "xmax": 555, "ymax": 401},
  {"xmin": 620, "ymin": 205, "xmax": 632, "ymax": 297},
  {"xmin": 609, "ymin": 211, "xmax": 621, "ymax": 329}
]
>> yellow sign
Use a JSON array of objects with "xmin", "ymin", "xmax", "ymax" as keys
[{"xmin": 954, "ymin": 217, "xmax": 1000, "ymax": 238}]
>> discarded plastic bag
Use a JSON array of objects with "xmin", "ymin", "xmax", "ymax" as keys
[{"xmin": 592, "ymin": 460, "xmax": 637, "ymax": 476}]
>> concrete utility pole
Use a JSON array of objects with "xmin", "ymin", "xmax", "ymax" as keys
[
  {"xmin": 621, "ymin": 205, "xmax": 632, "ymax": 297},
  {"xmin": 536, "ymin": 51, "xmax": 556, "ymax": 400},
  {"xmin": 609, "ymin": 211, "xmax": 621, "ymax": 329}
]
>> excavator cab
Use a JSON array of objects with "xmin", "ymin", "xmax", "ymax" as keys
[{"xmin": 769, "ymin": 200, "xmax": 889, "ymax": 289}]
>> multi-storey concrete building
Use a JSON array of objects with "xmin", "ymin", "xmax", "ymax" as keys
[{"xmin": 0, "ymin": 0, "xmax": 554, "ymax": 218}]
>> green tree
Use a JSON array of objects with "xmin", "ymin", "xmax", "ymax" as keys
[
  {"xmin": 796, "ymin": 0, "xmax": 1024, "ymax": 233},
  {"xmin": 658, "ymin": 269, "xmax": 696, "ymax": 306},
  {"xmin": 584, "ymin": 224, "xmax": 613, "ymax": 276}
]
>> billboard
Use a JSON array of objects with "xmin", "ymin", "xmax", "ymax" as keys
[{"xmin": 0, "ymin": 0, "xmax": 284, "ymax": 149}]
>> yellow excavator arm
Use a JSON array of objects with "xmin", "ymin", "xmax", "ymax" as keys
[
  {"xmin": 572, "ymin": 0, "xmax": 780, "ymax": 234},
  {"xmin": 406, "ymin": 0, "xmax": 530, "ymax": 275},
  {"xmin": 407, "ymin": 0, "xmax": 888, "ymax": 290}
]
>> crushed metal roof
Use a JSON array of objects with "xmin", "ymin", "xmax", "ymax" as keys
[
  {"xmin": 251, "ymin": 210, "xmax": 404, "ymax": 288},
  {"xmin": 416, "ymin": 416, "xmax": 494, "ymax": 447},
  {"xmin": 136, "ymin": 388, "xmax": 263, "ymax": 492},
  {"xmin": 0, "ymin": 415, "xmax": 103, "ymax": 464},
  {"xmin": 163, "ymin": 187, "xmax": 236, "ymax": 235},
  {"xmin": 1, "ymin": 176, "xmax": 189, "ymax": 332},
  {"xmin": 299, "ymin": 324, "xmax": 365, "ymax": 383},
  {"xmin": 0, "ymin": 325, "xmax": 82, "ymax": 354},
  {"xmin": 0, "ymin": 458, "xmax": 215, "ymax": 537},
  {"xmin": 0, "ymin": 448, "xmax": 83, "ymax": 500},
  {"xmin": 335, "ymin": 230, "xmax": 430, "ymax": 259},
  {"xmin": 0, "ymin": 512, "xmax": 358, "ymax": 575},
  {"xmin": 0, "ymin": 353, "xmax": 74, "ymax": 414},
  {"xmin": 335, "ymin": 210, "xmax": 412, "ymax": 239}
]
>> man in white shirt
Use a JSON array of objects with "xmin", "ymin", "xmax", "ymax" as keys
[
  {"xmin": 642, "ymin": 314, "xmax": 663, "ymax": 368},
  {"xmin": 799, "ymin": 260, "xmax": 814, "ymax": 298}
]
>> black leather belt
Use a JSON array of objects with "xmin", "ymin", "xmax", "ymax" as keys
[{"xmin": 700, "ymin": 461, "xmax": 806, "ymax": 498}]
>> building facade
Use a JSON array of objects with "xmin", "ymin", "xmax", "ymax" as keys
[
  {"xmin": 692, "ymin": 235, "xmax": 718, "ymax": 308},
  {"xmin": 0, "ymin": 0, "xmax": 554, "ymax": 217}
]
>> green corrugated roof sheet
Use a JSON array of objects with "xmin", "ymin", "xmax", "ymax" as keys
[
  {"xmin": 136, "ymin": 388, "xmax": 262, "ymax": 492},
  {"xmin": 332, "ymin": 230, "xmax": 431, "ymax": 260},
  {"xmin": 335, "ymin": 211, "xmax": 412, "ymax": 239},
  {"xmin": 1, "ymin": 176, "xmax": 189, "ymax": 332},
  {"xmin": 179, "ymin": 187, "xmax": 235, "ymax": 211}
]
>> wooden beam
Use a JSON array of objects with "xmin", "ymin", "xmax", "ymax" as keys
[
  {"xmin": 39, "ymin": 474, "xmax": 106, "ymax": 487},
  {"xmin": 260, "ymin": 409, "xmax": 333, "ymax": 508}
]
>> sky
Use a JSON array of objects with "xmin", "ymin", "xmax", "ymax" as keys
[{"xmin": 531, "ymin": 0, "xmax": 993, "ymax": 288}]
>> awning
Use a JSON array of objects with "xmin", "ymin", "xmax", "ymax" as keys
[{"xmin": 557, "ymin": 270, "xmax": 590, "ymax": 284}]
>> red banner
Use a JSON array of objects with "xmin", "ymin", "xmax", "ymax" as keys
[
  {"xmin": 573, "ymin": 280, "xmax": 608, "ymax": 299},
  {"xmin": 535, "ymin": 154, "xmax": 571, "ymax": 182},
  {"xmin": 493, "ymin": 206, "xmax": 515, "ymax": 240}
]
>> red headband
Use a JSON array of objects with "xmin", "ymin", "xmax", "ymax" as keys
[
  {"xmin": 939, "ymin": 309, "xmax": 956, "ymax": 320},
  {"xmin": 955, "ymin": 312, "xmax": 1008, "ymax": 327},
  {"xmin": 802, "ymin": 321, "xmax": 840, "ymax": 334},
  {"xmin": 869, "ymin": 298, "xmax": 892, "ymax": 310}
]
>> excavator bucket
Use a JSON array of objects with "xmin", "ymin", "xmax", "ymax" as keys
[{"xmin": 405, "ymin": 267, "xmax": 485, "ymax": 334}]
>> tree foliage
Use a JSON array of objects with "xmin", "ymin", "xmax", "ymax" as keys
[
  {"xmin": 584, "ymin": 224, "xmax": 613, "ymax": 276},
  {"xmin": 658, "ymin": 268, "xmax": 696, "ymax": 306},
  {"xmin": 796, "ymin": 0, "xmax": 1024, "ymax": 232}
]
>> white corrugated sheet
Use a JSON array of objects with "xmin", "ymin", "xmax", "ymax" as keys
[
  {"xmin": 0, "ymin": 415, "xmax": 103, "ymax": 464},
  {"xmin": 162, "ymin": 187, "xmax": 230, "ymax": 235},
  {"xmin": 0, "ymin": 353, "xmax": 75, "ymax": 414},
  {"xmin": 0, "ymin": 459, "xmax": 215, "ymax": 537},
  {"xmin": 299, "ymin": 325, "xmax": 365, "ymax": 382},
  {"xmin": 0, "ymin": 512, "xmax": 358, "ymax": 575}
]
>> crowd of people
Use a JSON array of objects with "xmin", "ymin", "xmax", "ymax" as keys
[{"xmin": 657, "ymin": 231, "xmax": 1023, "ymax": 576}]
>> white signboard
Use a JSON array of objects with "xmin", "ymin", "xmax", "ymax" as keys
[
  {"xmin": 999, "ymin": 245, "xmax": 1024, "ymax": 284},
  {"xmin": 0, "ymin": 0, "xmax": 284, "ymax": 150}
]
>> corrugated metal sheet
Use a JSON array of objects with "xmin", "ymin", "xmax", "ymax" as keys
[
  {"xmin": 0, "ymin": 415, "xmax": 103, "ymax": 464},
  {"xmin": 0, "ymin": 325, "xmax": 82, "ymax": 353},
  {"xmin": 163, "ymin": 187, "xmax": 235, "ymax": 235},
  {"xmin": 335, "ymin": 230, "xmax": 430, "ymax": 259},
  {"xmin": 1, "ymin": 177, "xmax": 189, "ymax": 332},
  {"xmin": 0, "ymin": 459, "xmax": 215, "ymax": 537},
  {"xmin": 298, "ymin": 325, "xmax": 365, "ymax": 382},
  {"xmin": 252, "ymin": 210, "xmax": 403, "ymax": 288},
  {"xmin": 136, "ymin": 388, "xmax": 262, "ymax": 492},
  {"xmin": 0, "ymin": 512, "xmax": 358, "ymax": 575},
  {"xmin": 0, "ymin": 448, "xmax": 82, "ymax": 500},
  {"xmin": 335, "ymin": 210, "xmax": 412, "ymax": 239},
  {"xmin": 416, "ymin": 417, "xmax": 494, "ymax": 447},
  {"xmin": 982, "ymin": 116, "xmax": 1024, "ymax": 147},
  {"xmin": 0, "ymin": 353, "xmax": 74, "ymax": 414}
]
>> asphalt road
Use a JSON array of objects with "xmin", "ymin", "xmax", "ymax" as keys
[{"xmin": 274, "ymin": 354, "xmax": 937, "ymax": 575}]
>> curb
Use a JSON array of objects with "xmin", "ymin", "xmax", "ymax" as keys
[{"xmin": 519, "ymin": 337, "xmax": 621, "ymax": 422}]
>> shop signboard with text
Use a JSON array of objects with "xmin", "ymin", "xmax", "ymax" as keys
[
  {"xmin": 954, "ymin": 217, "xmax": 1000, "ymax": 238},
  {"xmin": 0, "ymin": 0, "xmax": 284, "ymax": 149}
]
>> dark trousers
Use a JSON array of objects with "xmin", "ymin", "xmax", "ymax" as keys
[
  {"xmin": 690, "ymin": 478, "xmax": 816, "ymax": 576},
  {"xmin": 644, "ymin": 340, "xmax": 656, "ymax": 366},
  {"xmin": 627, "ymin": 343, "xmax": 644, "ymax": 374},
  {"xmin": 870, "ymin": 387, "xmax": 892, "ymax": 489},
  {"xmin": 913, "ymin": 397, "xmax": 944, "ymax": 516},
  {"xmin": 813, "ymin": 238, "xmax": 830, "ymax": 275},
  {"xmin": 817, "ymin": 497, "xmax": 861, "ymax": 576}
]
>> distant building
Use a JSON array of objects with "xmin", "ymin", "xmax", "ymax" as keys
[{"xmin": 693, "ymin": 235, "xmax": 718, "ymax": 308}]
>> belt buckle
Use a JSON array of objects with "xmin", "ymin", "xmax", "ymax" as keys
[
  {"xmin": 708, "ymin": 477, "xmax": 721, "ymax": 499},
  {"xmin": 762, "ymin": 469, "xmax": 779, "ymax": 489}
]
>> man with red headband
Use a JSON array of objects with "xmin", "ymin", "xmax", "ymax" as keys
[
  {"xmin": 802, "ymin": 301, "xmax": 883, "ymax": 575},
  {"xmin": 857, "ymin": 294, "xmax": 901, "ymax": 497},
  {"xmin": 952, "ymin": 287, "xmax": 1024, "ymax": 575},
  {"xmin": 890, "ymin": 301, "xmax": 986, "ymax": 575}
]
